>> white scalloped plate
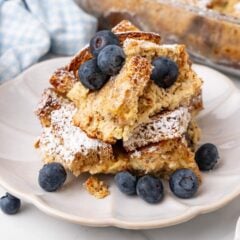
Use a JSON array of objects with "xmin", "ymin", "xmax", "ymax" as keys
[
  {"xmin": 0, "ymin": 58, "xmax": 240, "ymax": 229},
  {"xmin": 235, "ymin": 217, "xmax": 240, "ymax": 240}
]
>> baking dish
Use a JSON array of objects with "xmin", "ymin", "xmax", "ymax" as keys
[{"xmin": 77, "ymin": 0, "xmax": 240, "ymax": 76}]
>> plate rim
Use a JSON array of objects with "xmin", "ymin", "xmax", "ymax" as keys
[
  {"xmin": 0, "ymin": 58, "xmax": 240, "ymax": 229},
  {"xmin": 235, "ymin": 217, "xmax": 240, "ymax": 240},
  {"xmin": 0, "ymin": 175, "xmax": 240, "ymax": 229}
]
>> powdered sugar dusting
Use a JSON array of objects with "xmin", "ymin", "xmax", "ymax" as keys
[
  {"xmin": 160, "ymin": 44, "xmax": 179, "ymax": 49},
  {"xmin": 55, "ymin": 68, "xmax": 76, "ymax": 83},
  {"xmin": 123, "ymin": 38, "xmax": 179, "ymax": 50},
  {"xmin": 194, "ymin": 0, "xmax": 211, "ymax": 8},
  {"xmin": 130, "ymin": 150, "xmax": 142, "ymax": 158},
  {"xmin": 147, "ymin": 146, "xmax": 158, "ymax": 153},
  {"xmin": 152, "ymin": 107, "xmax": 190, "ymax": 134},
  {"xmin": 39, "ymin": 102, "xmax": 108, "ymax": 163},
  {"xmin": 173, "ymin": 0, "xmax": 211, "ymax": 8},
  {"xmin": 235, "ymin": 3, "xmax": 240, "ymax": 12},
  {"xmin": 124, "ymin": 107, "xmax": 191, "ymax": 151}
]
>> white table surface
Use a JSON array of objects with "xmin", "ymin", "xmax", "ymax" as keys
[{"xmin": 0, "ymin": 69, "xmax": 239, "ymax": 240}]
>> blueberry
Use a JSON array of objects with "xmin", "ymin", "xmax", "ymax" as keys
[
  {"xmin": 151, "ymin": 57, "xmax": 179, "ymax": 88},
  {"xmin": 38, "ymin": 163, "xmax": 67, "ymax": 192},
  {"xmin": 115, "ymin": 171, "xmax": 137, "ymax": 195},
  {"xmin": 97, "ymin": 45, "xmax": 125, "ymax": 76},
  {"xmin": 78, "ymin": 58, "xmax": 109, "ymax": 90},
  {"xmin": 136, "ymin": 175, "xmax": 164, "ymax": 204},
  {"xmin": 0, "ymin": 193, "xmax": 21, "ymax": 215},
  {"xmin": 169, "ymin": 169, "xmax": 199, "ymax": 199},
  {"xmin": 90, "ymin": 30, "xmax": 120, "ymax": 56},
  {"xmin": 195, "ymin": 143, "xmax": 219, "ymax": 171}
]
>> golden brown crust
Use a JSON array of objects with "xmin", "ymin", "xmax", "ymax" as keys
[
  {"xmin": 66, "ymin": 31, "xmax": 160, "ymax": 83},
  {"xmin": 117, "ymin": 31, "xmax": 161, "ymax": 45},
  {"xmin": 189, "ymin": 91, "xmax": 203, "ymax": 115},
  {"xmin": 67, "ymin": 47, "xmax": 93, "ymax": 81},
  {"xmin": 35, "ymin": 88, "xmax": 62, "ymax": 127},
  {"xmin": 112, "ymin": 20, "xmax": 141, "ymax": 32},
  {"xmin": 50, "ymin": 68, "xmax": 78, "ymax": 94}
]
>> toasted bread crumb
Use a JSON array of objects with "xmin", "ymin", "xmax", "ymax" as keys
[
  {"xmin": 34, "ymin": 139, "xmax": 40, "ymax": 149},
  {"xmin": 84, "ymin": 176, "xmax": 110, "ymax": 199}
]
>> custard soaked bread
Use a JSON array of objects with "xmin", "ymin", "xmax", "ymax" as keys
[
  {"xmin": 35, "ymin": 20, "xmax": 203, "ymax": 185},
  {"xmin": 126, "ymin": 139, "xmax": 201, "ymax": 181},
  {"xmin": 36, "ymin": 88, "xmax": 201, "ymax": 181},
  {"xmin": 67, "ymin": 39, "xmax": 202, "ymax": 143}
]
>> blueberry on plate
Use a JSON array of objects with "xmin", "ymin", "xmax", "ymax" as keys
[
  {"xmin": 97, "ymin": 45, "xmax": 125, "ymax": 76},
  {"xmin": 38, "ymin": 163, "xmax": 67, "ymax": 192},
  {"xmin": 151, "ymin": 57, "xmax": 179, "ymax": 88},
  {"xmin": 90, "ymin": 30, "xmax": 120, "ymax": 56},
  {"xmin": 169, "ymin": 169, "xmax": 199, "ymax": 199},
  {"xmin": 78, "ymin": 58, "xmax": 109, "ymax": 90},
  {"xmin": 0, "ymin": 193, "xmax": 21, "ymax": 215},
  {"xmin": 195, "ymin": 143, "xmax": 219, "ymax": 171},
  {"xmin": 136, "ymin": 175, "xmax": 164, "ymax": 204},
  {"xmin": 115, "ymin": 171, "xmax": 137, "ymax": 195}
]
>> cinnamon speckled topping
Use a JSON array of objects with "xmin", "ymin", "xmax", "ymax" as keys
[
  {"xmin": 50, "ymin": 68, "xmax": 78, "ymax": 94},
  {"xmin": 35, "ymin": 89, "xmax": 61, "ymax": 118},
  {"xmin": 84, "ymin": 176, "xmax": 110, "ymax": 199}
]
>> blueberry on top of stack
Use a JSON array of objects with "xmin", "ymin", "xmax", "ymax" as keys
[{"xmin": 78, "ymin": 30, "xmax": 125, "ymax": 90}]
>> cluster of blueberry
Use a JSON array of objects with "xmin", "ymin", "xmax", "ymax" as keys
[
  {"xmin": 78, "ymin": 30, "xmax": 125, "ymax": 90},
  {"xmin": 115, "ymin": 143, "xmax": 219, "ymax": 204},
  {"xmin": 78, "ymin": 30, "xmax": 179, "ymax": 91}
]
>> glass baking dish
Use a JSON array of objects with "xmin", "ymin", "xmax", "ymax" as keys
[{"xmin": 77, "ymin": 0, "xmax": 240, "ymax": 76}]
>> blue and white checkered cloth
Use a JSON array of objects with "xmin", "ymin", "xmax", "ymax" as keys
[{"xmin": 0, "ymin": 0, "xmax": 97, "ymax": 83}]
